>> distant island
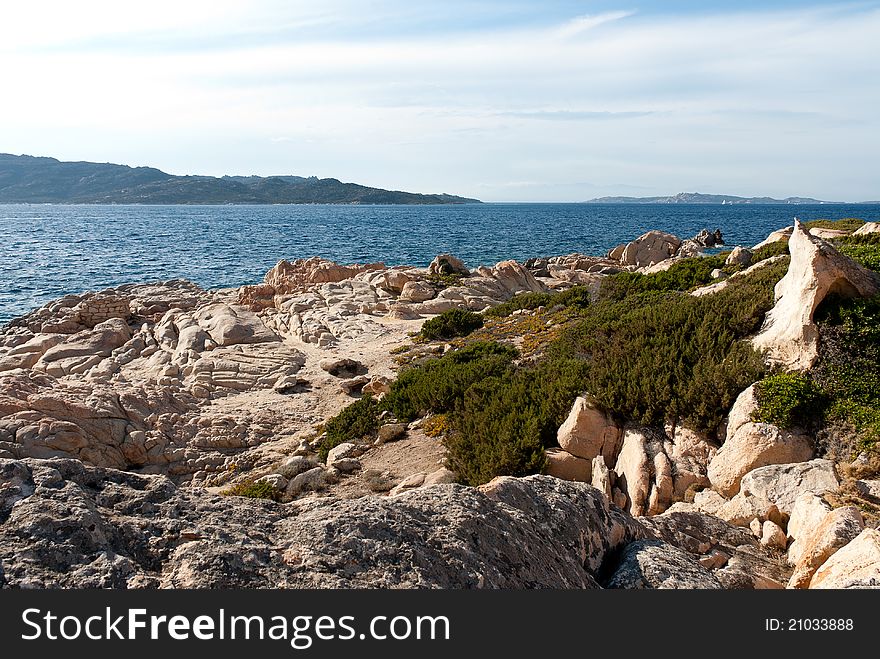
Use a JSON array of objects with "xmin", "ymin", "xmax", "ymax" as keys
[
  {"xmin": 583, "ymin": 192, "xmax": 871, "ymax": 205},
  {"xmin": 0, "ymin": 153, "xmax": 481, "ymax": 205}
]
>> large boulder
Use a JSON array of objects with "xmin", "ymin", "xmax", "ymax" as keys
[
  {"xmin": 739, "ymin": 459, "xmax": 839, "ymax": 515},
  {"xmin": 192, "ymin": 303, "xmax": 278, "ymax": 346},
  {"xmin": 809, "ymin": 528, "xmax": 880, "ymax": 589},
  {"xmin": 605, "ymin": 540, "xmax": 723, "ymax": 589},
  {"xmin": 35, "ymin": 318, "xmax": 132, "ymax": 376},
  {"xmin": 0, "ymin": 460, "xmax": 647, "ymax": 588},
  {"xmin": 614, "ymin": 430, "xmax": 652, "ymax": 516},
  {"xmin": 787, "ymin": 506, "xmax": 864, "ymax": 588},
  {"xmin": 752, "ymin": 220, "xmax": 880, "ymax": 370},
  {"xmin": 786, "ymin": 492, "xmax": 833, "ymax": 563},
  {"xmin": 618, "ymin": 231, "xmax": 682, "ymax": 267},
  {"xmin": 708, "ymin": 422, "xmax": 813, "ymax": 498},
  {"xmin": 544, "ymin": 448, "xmax": 591, "ymax": 482},
  {"xmin": 429, "ymin": 254, "xmax": 469, "ymax": 277},
  {"xmin": 853, "ymin": 221, "xmax": 880, "ymax": 235},
  {"xmin": 556, "ymin": 397, "xmax": 621, "ymax": 465}
]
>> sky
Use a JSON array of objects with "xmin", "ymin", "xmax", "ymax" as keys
[{"xmin": 0, "ymin": 1, "xmax": 878, "ymax": 201}]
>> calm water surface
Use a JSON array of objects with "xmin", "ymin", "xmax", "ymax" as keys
[{"xmin": 1, "ymin": 203, "xmax": 877, "ymax": 323}]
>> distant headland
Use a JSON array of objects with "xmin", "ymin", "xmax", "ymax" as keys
[
  {"xmin": 584, "ymin": 192, "xmax": 877, "ymax": 205},
  {"xmin": 0, "ymin": 153, "xmax": 481, "ymax": 205}
]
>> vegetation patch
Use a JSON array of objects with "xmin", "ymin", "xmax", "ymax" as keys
[
  {"xmin": 752, "ymin": 240, "xmax": 789, "ymax": 262},
  {"xmin": 752, "ymin": 372, "xmax": 826, "ymax": 429},
  {"xmin": 222, "ymin": 479, "xmax": 280, "ymax": 502},
  {"xmin": 803, "ymin": 217, "xmax": 865, "ymax": 232},
  {"xmin": 317, "ymin": 395, "xmax": 380, "ymax": 460},
  {"xmin": 599, "ymin": 255, "xmax": 727, "ymax": 300},
  {"xmin": 832, "ymin": 234, "xmax": 880, "ymax": 272},
  {"xmin": 419, "ymin": 308, "xmax": 484, "ymax": 341},
  {"xmin": 422, "ymin": 414, "xmax": 452, "ymax": 437}
]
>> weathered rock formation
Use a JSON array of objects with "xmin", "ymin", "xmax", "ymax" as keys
[{"xmin": 752, "ymin": 220, "xmax": 880, "ymax": 370}]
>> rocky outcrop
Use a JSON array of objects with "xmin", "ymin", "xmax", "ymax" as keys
[
  {"xmin": 429, "ymin": 254, "xmax": 469, "ymax": 277},
  {"xmin": 752, "ymin": 220, "xmax": 880, "ymax": 370},
  {"xmin": 808, "ymin": 528, "xmax": 880, "ymax": 589},
  {"xmin": 606, "ymin": 540, "xmax": 723, "ymax": 589},
  {"xmin": 556, "ymin": 397, "xmax": 621, "ymax": 466},
  {"xmin": 853, "ymin": 221, "xmax": 880, "ymax": 235},
  {"xmin": 787, "ymin": 506, "xmax": 864, "ymax": 588},
  {"xmin": 544, "ymin": 448, "xmax": 592, "ymax": 482},
  {"xmin": 0, "ymin": 461, "xmax": 649, "ymax": 588},
  {"xmin": 707, "ymin": 422, "xmax": 813, "ymax": 498},
  {"xmin": 739, "ymin": 459, "xmax": 839, "ymax": 515}
]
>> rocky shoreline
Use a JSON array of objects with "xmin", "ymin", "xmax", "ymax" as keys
[{"xmin": 1, "ymin": 220, "xmax": 879, "ymax": 589}]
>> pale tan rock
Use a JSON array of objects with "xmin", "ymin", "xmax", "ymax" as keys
[
  {"xmin": 423, "ymin": 467, "xmax": 457, "ymax": 486},
  {"xmin": 650, "ymin": 452, "xmax": 674, "ymax": 514},
  {"xmin": 398, "ymin": 280, "xmax": 436, "ymax": 303},
  {"xmin": 429, "ymin": 254, "xmax": 469, "ymax": 276},
  {"xmin": 262, "ymin": 257, "xmax": 385, "ymax": 296},
  {"xmin": 708, "ymin": 422, "xmax": 813, "ymax": 498},
  {"xmin": 486, "ymin": 260, "xmax": 546, "ymax": 295},
  {"xmin": 809, "ymin": 528, "xmax": 880, "ymax": 589},
  {"xmin": 544, "ymin": 448, "xmax": 592, "ymax": 482},
  {"xmin": 752, "ymin": 220, "xmax": 880, "ymax": 370},
  {"xmin": 556, "ymin": 397, "xmax": 621, "ymax": 465},
  {"xmin": 692, "ymin": 489, "xmax": 727, "ymax": 516},
  {"xmin": 389, "ymin": 472, "xmax": 427, "ymax": 496},
  {"xmin": 717, "ymin": 493, "xmax": 784, "ymax": 528},
  {"xmin": 614, "ymin": 430, "xmax": 652, "ymax": 516},
  {"xmin": 853, "ymin": 479, "xmax": 880, "ymax": 503},
  {"xmin": 788, "ymin": 506, "xmax": 864, "ymax": 588},
  {"xmin": 808, "ymin": 227, "xmax": 850, "ymax": 240},
  {"xmin": 667, "ymin": 425, "xmax": 716, "ymax": 499},
  {"xmin": 726, "ymin": 246, "xmax": 753, "ymax": 267},
  {"xmin": 377, "ymin": 423, "xmax": 407, "ymax": 444},
  {"xmin": 740, "ymin": 459, "xmax": 838, "ymax": 515},
  {"xmin": 787, "ymin": 492, "xmax": 833, "ymax": 564},
  {"xmin": 724, "ymin": 384, "xmax": 759, "ymax": 442},
  {"xmin": 853, "ymin": 221, "xmax": 880, "ymax": 235},
  {"xmin": 192, "ymin": 303, "xmax": 278, "ymax": 347},
  {"xmin": 591, "ymin": 455, "xmax": 613, "ymax": 501},
  {"xmin": 619, "ymin": 230, "xmax": 682, "ymax": 267},
  {"xmin": 750, "ymin": 518, "xmax": 763, "ymax": 538},
  {"xmin": 753, "ymin": 226, "xmax": 792, "ymax": 249},
  {"xmin": 760, "ymin": 520, "xmax": 787, "ymax": 550}
]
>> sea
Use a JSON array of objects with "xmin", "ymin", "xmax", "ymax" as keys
[{"xmin": 1, "ymin": 203, "xmax": 878, "ymax": 324}]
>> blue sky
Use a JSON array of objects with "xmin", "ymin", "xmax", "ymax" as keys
[{"xmin": 1, "ymin": 1, "xmax": 878, "ymax": 201}]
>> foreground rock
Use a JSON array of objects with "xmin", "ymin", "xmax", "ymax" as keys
[
  {"xmin": 606, "ymin": 540, "xmax": 723, "ymax": 589},
  {"xmin": 808, "ymin": 528, "xmax": 880, "ymax": 589},
  {"xmin": 0, "ymin": 460, "xmax": 649, "ymax": 588},
  {"xmin": 753, "ymin": 220, "xmax": 880, "ymax": 370}
]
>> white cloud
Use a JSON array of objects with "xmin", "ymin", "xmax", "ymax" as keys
[{"xmin": 0, "ymin": 3, "xmax": 878, "ymax": 200}]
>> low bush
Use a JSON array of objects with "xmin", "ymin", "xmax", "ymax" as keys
[
  {"xmin": 422, "ymin": 414, "xmax": 452, "ymax": 437},
  {"xmin": 446, "ymin": 357, "xmax": 589, "ymax": 485},
  {"xmin": 599, "ymin": 255, "xmax": 726, "ymax": 300},
  {"xmin": 317, "ymin": 395, "xmax": 380, "ymax": 460},
  {"xmin": 833, "ymin": 234, "xmax": 880, "ymax": 272},
  {"xmin": 485, "ymin": 286, "xmax": 592, "ymax": 319},
  {"xmin": 752, "ymin": 240, "xmax": 789, "ymax": 262},
  {"xmin": 803, "ymin": 217, "xmax": 865, "ymax": 232},
  {"xmin": 814, "ymin": 293, "xmax": 880, "ymax": 454},
  {"xmin": 383, "ymin": 341, "xmax": 518, "ymax": 421},
  {"xmin": 485, "ymin": 291, "xmax": 555, "ymax": 318},
  {"xmin": 751, "ymin": 372, "xmax": 826, "ymax": 428},
  {"xmin": 419, "ymin": 308, "xmax": 484, "ymax": 340},
  {"xmin": 222, "ymin": 479, "xmax": 280, "ymax": 501}
]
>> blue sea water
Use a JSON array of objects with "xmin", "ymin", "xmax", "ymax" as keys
[{"xmin": 1, "ymin": 203, "xmax": 878, "ymax": 324}]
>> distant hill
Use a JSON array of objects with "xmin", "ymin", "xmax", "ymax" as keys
[
  {"xmin": 583, "ymin": 192, "xmax": 856, "ymax": 205},
  {"xmin": 0, "ymin": 154, "xmax": 481, "ymax": 205}
]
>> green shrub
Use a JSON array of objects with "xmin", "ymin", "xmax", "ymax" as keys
[
  {"xmin": 751, "ymin": 373, "xmax": 826, "ymax": 428},
  {"xmin": 551, "ymin": 258, "xmax": 788, "ymax": 435},
  {"xmin": 600, "ymin": 255, "xmax": 726, "ymax": 300},
  {"xmin": 833, "ymin": 234, "xmax": 880, "ymax": 272},
  {"xmin": 752, "ymin": 240, "xmax": 790, "ymax": 262},
  {"xmin": 814, "ymin": 294, "xmax": 880, "ymax": 453},
  {"xmin": 446, "ymin": 357, "xmax": 589, "ymax": 485},
  {"xmin": 803, "ymin": 218, "xmax": 865, "ymax": 232},
  {"xmin": 222, "ymin": 479, "xmax": 280, "ymax": 501},
  {"xmin": 383, "ymin": 341, "xmax": 518, "ymax": 421},
  {"xmin": 486, "ymin": 291, "xmax": 556, "ymax": 318},
  {"xmin": 425, "ymin": 272, "xmax": 464, "ymax": 289},
  {"xmin": 318, "ymin": 395, "xmax": 380, "ymax": 460},
  {"xmin": 420, "ymin": 308, "xmax": 484, "ymax": 340},
  {"xmin": 486, "ymin": 286, "xmax": 592, "ymax": 319}
]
